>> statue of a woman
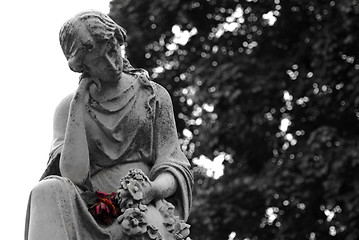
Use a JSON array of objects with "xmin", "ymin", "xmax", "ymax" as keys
[{"xmin": 25, "ymin": 10, "xmax": 193, "ymax": 240}]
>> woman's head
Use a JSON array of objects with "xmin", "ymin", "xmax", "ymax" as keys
[
  {"xmin": 59, "ymin": 10, "xmax": 126, "ymax": 58},
  {"xmin": 59, "ymin": 10, "xmax": 149, "ymax": 83},
  {"xmin": 59, "ymin": 11, "xmax": 127, "ymax": 81}
]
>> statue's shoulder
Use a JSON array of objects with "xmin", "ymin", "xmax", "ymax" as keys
[
  {"xmin": 130, "ymin": 72, "xmax": 172, "ymax": 104},
  {"xmin": 54, "ymin": 92, "xmax": 74, "ymax": 120},
  {"xmin": 152, "ymin": 82, "xmax": 172, "ymax": 103},
  {"xmin": 51, "ymin": 92, "xmax": 74, "ymax": 139}
]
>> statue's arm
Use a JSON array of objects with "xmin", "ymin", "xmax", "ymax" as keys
[
  {"xmin": 52, "ymin": 93, "xmax": 73, "ymax": 150},
  {"xmin": 149, "ymin": 83, "xmax": 193, "ymax": 219},
  {"xmin": 142, "ymin": 172, "xmax": 178, "ymax": 204},
  {"xmin": 152, "ymin": 172, "xmax": 178, "ymax": 198},
  {"xmin": 38, "ymin": 93, "xmax": 74, "ymax": 181},
  {"xmin": 58, "ymin": 77, "xmax": 94, "ymax": 186}
]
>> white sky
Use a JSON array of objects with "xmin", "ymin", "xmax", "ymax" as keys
[{"xmin": 0, "ymin": 1, "xmax": 110, "ymax": 238}]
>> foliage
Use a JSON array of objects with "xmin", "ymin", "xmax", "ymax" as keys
[{"xmin": 109, "ymin": 0, "xmax": 359, "ymax": 239}]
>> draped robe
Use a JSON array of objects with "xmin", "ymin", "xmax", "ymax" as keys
[{"xmin": 25, "ymin": 73, "xmax": 193, "ymax": 240}]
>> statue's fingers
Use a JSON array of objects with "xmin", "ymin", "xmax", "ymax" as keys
[{"xmin": 91, "ymin": 77, "xmax": 101, "ymax": 91}]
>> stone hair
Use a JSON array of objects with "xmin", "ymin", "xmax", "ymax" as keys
[
  {"xmin": 59, "ymin": 10, "xmax": 127, "ymax": 53},
  {"xmin": 59, "ymin": 10, "xmax": 149, "ymax": 78}
]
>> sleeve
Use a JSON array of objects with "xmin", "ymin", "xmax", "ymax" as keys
[
  {"xmin": 40, "ymin": 93, "xmax": 73, "ymax": 181},
  {"xmin": 149, "ymin": 83, "xmax": 194, "ymax": 221}
]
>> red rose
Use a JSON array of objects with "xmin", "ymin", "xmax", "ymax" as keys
[{"xmin": 89, "ymin": 191, "xmax": 119, "ymax": 225}]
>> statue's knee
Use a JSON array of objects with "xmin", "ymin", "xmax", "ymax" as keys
[{"xmin": 31, "ymin": 176, "xmax": 71, "ymax": 197}]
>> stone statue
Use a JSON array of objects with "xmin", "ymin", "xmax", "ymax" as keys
[{"xmin": 25, "ymin": 10, "xmax": 193, "ymax": 240}]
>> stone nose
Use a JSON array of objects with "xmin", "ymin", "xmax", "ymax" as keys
[{"xmin": 68, "ymin": 56, "xmax": 83, "ymax": 73}]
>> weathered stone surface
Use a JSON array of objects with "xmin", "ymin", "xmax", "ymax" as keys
[{"xmin": 25, "ymin": 10, "xmax": 193, "ymax": 240}]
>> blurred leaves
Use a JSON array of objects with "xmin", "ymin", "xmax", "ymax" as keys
[{"xmin": 110, "ymin": 0, "xmax": 359, "ymax": 239}]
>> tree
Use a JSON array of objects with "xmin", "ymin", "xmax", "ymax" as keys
[{"xmin": 109, "ymin": 0, "xmax": 359, "ymax": 239}]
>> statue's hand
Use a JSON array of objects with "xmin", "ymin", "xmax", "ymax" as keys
[
  {"xmin": 117, "ymin": 170, "xmax": 157, "ymax": 206},
  {"xmin": 125, "ymin": 179, "xmax": 156, "ymax": 205},
  {"xmin": 74, "ymin": 75, "xmax": 101, "ymax": 103},
  {"xmin": 139, "ymin": 180, "xmax": 156, "ymax": 205},
  {"xmin": 135, "ymin": 177, "xmax": 172, "ymax": 205}
]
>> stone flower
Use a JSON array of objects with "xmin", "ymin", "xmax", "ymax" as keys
[
  {"xmin": 117, "ymin": 188, "xmax": 135, "ymax": 212},
  {"xmin": 116, "ymin": 169, "xmax": 151, "ymax": 213},
  {"xmin": 147, "ymin": 225, "xmax": 162, "ymax": 240},
  {"xmin": 121, "ymin": 208, "xmax": 148, "ymax": 236},
  {"xmin": 127, "ymin": 179, "xmax": 144, "ymax": 200},
  {"xmin": 173, "ymin": 221, "xmax": 191, "ymax": 239}
]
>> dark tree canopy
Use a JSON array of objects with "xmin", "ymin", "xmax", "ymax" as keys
[{"xmin": 109, "ymin": 0, "xmax": 359, "ymax": 239}]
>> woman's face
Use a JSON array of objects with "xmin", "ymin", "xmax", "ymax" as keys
[{"xmin": 64, "ymin": 23, "xmax": 123, "ymax": 83}]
